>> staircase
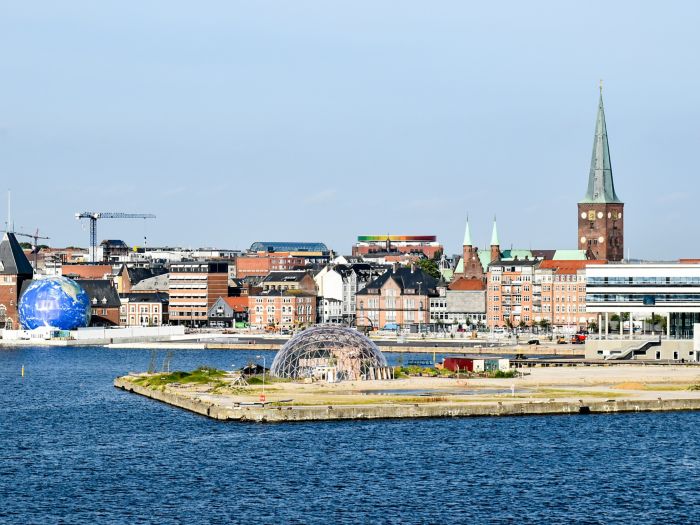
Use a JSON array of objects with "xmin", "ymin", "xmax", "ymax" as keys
[{"xmin": 605, "ymin": 337, "xmax": 662, "ymax": 360}]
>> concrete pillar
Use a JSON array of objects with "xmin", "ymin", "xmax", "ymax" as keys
[
  {"xmin": 598, "ymin": 314, "xmax": 602, "ymax": 339},
  {"xmin": 605, "ymin": 312, "xmax": 609, "ymax": 339},
  {"xmin": 620, "ymin": 311, "xmax": 623, "ymax": 336},
  {"xmin": 629, "ymin": 312, "xmax": 634, "ymax": 340},
  {"xmin": 667, "ymin": 312, "xmax": 671, "ymax": 339}
]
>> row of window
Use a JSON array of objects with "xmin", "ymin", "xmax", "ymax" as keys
[
  {"xmin": 587, "ymin": 294, "xmax": 700, "ymax": 303},
  {"xmin": 587, "ymin": 277, "xmax": 700, "ymax": 285}
]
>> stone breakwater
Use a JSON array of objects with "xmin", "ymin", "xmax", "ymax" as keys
[{"xmin": 114, "ymin": 376, "xmax": 700, "ymax": 423}]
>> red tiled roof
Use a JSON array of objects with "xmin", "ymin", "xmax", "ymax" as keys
[
  {"xmin": 537, "ymin": 259, "xmax": 607, "ymax": 274},
  {"xmin": 223, "ymin": 296, "xmax": 248, "ymax": 312},
  {"xmin": 448, "ymin": 277, "xmax": 485, "ymax": 291},
  {"xmin": 679, "ymin": 259, "xmax": 700, "ymax": 264},
  {"xmin": 62, "ymin": 264, "xmax": 113, "ymax": 279}
]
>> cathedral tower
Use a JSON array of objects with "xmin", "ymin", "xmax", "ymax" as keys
[{"xmin": 578, "ymin": 87, "xmax": 624, "ymax": 261}]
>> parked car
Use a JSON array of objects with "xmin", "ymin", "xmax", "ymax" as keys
[
  {"xmin": 527, "ymin": 339, "xmax": 540, "ymax": 345},
  {"xmin": 556, "ymin": 336, "xmax": 567, "ymax": 344},
  {"xmin": 570, "ymin": 333, "xmax": 586, "ymax": 344}
]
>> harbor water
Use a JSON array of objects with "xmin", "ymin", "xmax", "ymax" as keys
[{"xmin": 1, "ymin": 346, "xmax": 699, "ymax": 524}]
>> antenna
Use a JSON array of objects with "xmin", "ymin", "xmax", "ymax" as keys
[{"xmin": 6, "ymin": 190, "xmax": 11, "ymax": 233}]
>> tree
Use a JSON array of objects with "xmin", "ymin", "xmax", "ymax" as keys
[
  {"xmin": 416, "ymin": 258, "xmax": 440, "ymax": 279},
  {"xmin": 588, "ymin": 321, "xmax": 598, "ymax": 332},
  {"xmin": 538, "ymin": 319, "xmax": 551, "ymax": 332},
  {"xmin": 518, "ymin": 320, "xmax": 527, "ymax": 329},
  {"xmin": 644, "ymin": 314, "xmax": 666, "ymax": 331}
]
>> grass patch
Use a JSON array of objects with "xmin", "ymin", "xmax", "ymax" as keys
[
  {"xmin": 486, "ymin": 369, "xmax": 518, "ymax": 379},
  {"xmin": 132, "ymin": 366, "xmax": 227, "ymax": 388}
]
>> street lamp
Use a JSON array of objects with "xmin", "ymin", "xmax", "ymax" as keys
[{"xmin": 256, "ymin": 354, "xmax": 266, "ymax": 404}]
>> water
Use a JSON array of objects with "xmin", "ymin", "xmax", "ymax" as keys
[{"xmin": 1, "ymin": 346, "xmax": 699, "ymax": 524}]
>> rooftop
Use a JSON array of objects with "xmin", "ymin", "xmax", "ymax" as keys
[{"xmin": 249, "ymin": 241, "xmax": 329, "ymax": 254}]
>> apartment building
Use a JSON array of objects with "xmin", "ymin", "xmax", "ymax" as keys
[
  {"xmin": 356, "ymin": 266, "xmax": 438, "ymax": 330},
  {"xmin": 248, "ymin": 291, "xmax": 316, "ymax": 329},
  {"xmin": 486, "ymin": 257, "xmax": 538, "ymax": 329},
  {"xmin": 534, "ymin": 260, "xmax": 606, "ymax": 330},
  {"xmin": 169, "ymin": 261, "xmax": 228, "ymax": 326}
]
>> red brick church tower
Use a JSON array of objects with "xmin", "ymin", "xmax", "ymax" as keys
[
  {"xmin": 577, "ymin": 86, "xmax": 624, "ymax": 261},
  {"xmin": 458, "ymin": 217, "xmax": 485, "ymax": 280}
]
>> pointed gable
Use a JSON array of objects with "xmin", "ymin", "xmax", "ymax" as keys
[{"xmin": 0, "ymin": 233, "xmax": 33, "ymax": 276}]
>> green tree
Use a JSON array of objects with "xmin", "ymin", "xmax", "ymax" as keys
[
  {"xmin": 416, "ymin": 258, "xmax": 440, "ymax": 279},
  {"xmin": 538, "ymin": 319, "xmax": 551, "ymax": 332}
]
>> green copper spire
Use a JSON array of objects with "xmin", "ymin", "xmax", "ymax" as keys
[
  {"xmin": 490, "ymin": 216, "xmax": 499, "ymax": 246},
  {"xmin": 580, "ymin": 86, "xmax": 621, "ymax": 204},
  {"xmin": 463, "ymin": 216, "xmax": 472, "ymax": 246}
]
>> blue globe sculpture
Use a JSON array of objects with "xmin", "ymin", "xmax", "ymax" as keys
[{"xmin": 18, "ymin": 276, "xmax": 91, "ymax": 330}]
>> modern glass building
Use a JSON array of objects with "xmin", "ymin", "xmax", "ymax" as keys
[
  {"xmin": 586, "ymin": 263, "xmax": 700, "ymax": 338},
  {"xmin": 248, "ymin": 242, "xmax": 329, "ymax": 254}
]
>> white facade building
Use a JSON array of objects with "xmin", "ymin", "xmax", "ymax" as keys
[
  {"xmin": 315, "ymin": 264, "xmax": 387, "ymax": 324},
  {"xmin": 586, "ymin": 263, "xmax": 700, "ymax": 339}
]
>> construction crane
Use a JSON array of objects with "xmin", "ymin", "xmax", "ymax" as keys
[
  {"xmin": 11, "ymin": 228, "xmax": 50, "ymax": 270},
  {"xmin": 75, "ymin": 211, "xmax": 156, "ymax": 263}
]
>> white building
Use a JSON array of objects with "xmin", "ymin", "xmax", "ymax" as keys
[
  {"xmin": 314, "ymin": 264, "xmax": 387, "ymax": 324},
  {"xmin": 586, "ymin": 263, "xmax": 700, "ymax": 339}
]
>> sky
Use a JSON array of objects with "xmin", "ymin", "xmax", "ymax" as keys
[{"xmin": 1, "ymin": 1, "xmax": 699, "ymax": 259}]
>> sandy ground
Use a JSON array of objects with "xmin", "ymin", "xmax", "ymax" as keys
[{"xmin": 146, "ymin": 365, "xmax": 700, "ymax": 409}]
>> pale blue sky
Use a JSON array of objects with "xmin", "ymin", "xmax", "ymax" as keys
[{"xmin": 1, "ymin": 1, "xmax": 698, "ymax": 258}]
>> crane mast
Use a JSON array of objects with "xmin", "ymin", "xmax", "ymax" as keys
[{"xmin": 75, "ymin": 212, "xmax": 156, "ymax": 263}]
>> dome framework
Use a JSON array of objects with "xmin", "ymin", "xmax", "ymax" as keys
[{"xmin": 270, "ymin": 325, "xmax": 388, "ymax": 381}]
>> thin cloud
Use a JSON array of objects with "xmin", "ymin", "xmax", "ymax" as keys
[{"xmin": 305, "ymin": 189, "xmax": 337, "ymax": 204}]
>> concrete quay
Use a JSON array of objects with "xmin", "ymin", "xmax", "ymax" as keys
[{"xmin": 114, "ymin": 376, "xmax": 700, "ymax": 423}]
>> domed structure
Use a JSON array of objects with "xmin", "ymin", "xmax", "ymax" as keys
[
  {"xmin": 270, "ymin": 325, "xmax": 388, "ymax": 381},
  {"xmin": 18, "ymin": 276, "xmax": 91, "ymax": 330}
]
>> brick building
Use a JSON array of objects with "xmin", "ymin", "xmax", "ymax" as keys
[
  {"xmin": 486, "ymin": 257, "xmax": 539, "ymax": 329},
  {"xmin": 61, "ymin": 264, "xmax": 113, "ymax": 280},
  {"xmin": 356, "ymin": 265, "xmax": 438, "ymax": 330},
  {"xmin": 75, "ymin": 279, "xmax": 122, "ymax": 326},
  {"xmin": 261, "ymin": 271, "xmax": 317, "ymax": 294},
  {"xmin": 0, "ymin": 232, "xmax": 34, "ymax": 329},
  {"xmin": 169, "ymin": 261, "xmax": 229, "ymax": 326},
  {"xmin": 577, "ymin": 89, "xmax": 624, "ymax": 261},
  {"xmin": 248, "ymin": 291, "xmax": 316, "ymax": 329},
  {"xmin": 534, "ymin": 260, "xmax": 606, "ymax": 330}
]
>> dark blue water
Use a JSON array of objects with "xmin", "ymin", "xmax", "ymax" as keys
[{"xmin": 2, "ymin": 346, "xmax": 699, "ymax": 524}]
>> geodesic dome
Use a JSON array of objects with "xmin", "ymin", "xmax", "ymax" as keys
[{"xmin": 270, "ymin": 324, "xmax": 388, "ymax": 381}]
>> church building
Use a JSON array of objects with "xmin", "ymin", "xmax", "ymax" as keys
[{"xmin": 577, "ymin": 88, "xmax": 624, "ymax": 261}]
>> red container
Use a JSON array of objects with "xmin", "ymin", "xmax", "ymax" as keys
[{"xmin": 443, "ymin": 357, "xmax": 475, "ymax": 372}]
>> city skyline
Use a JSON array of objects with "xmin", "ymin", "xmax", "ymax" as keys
[{"xmin": 2, "ymin": 1, "xmax": 699, "ymax": 258}]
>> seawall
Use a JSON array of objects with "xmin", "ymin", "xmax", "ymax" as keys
[{"xmin": 114, "ymin": 376, "xmax": 700, "ymax": 423}]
